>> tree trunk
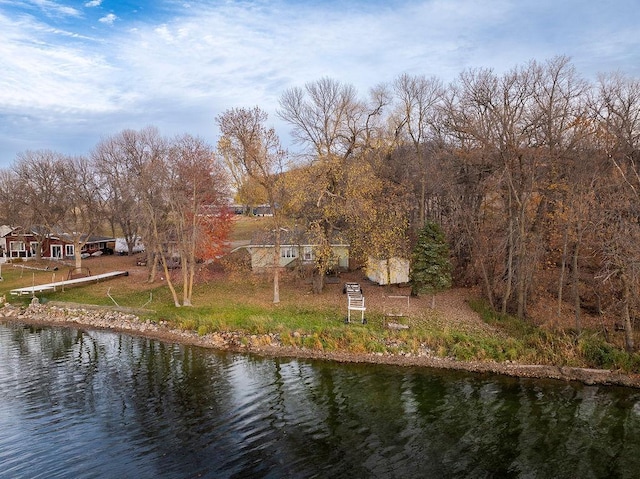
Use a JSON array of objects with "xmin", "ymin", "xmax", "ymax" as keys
[
  {"xmin": 478, "ymin": 257, "xmax": 495, "ymax": 310},
  {"xmin": 74, "ymin": 241, "xmax": 82, "ymax": 269},
  {"xmin": 273, "ymin": 222, "xmax": 281, "ymax": 304},
  {"xmin": 419, "ymin": 176, "xmax": 426, "ymax": 229},
  {"xmin": 557, "ymin": 228, "xmax": 568, "ymax": 317},
  {"xmin": 502, "ymin": 207, "xmax": 514, "ymax": 315},
  {"xmin": 182, "ymin": 252, "xmax": 192, "ymax": 307},
  {"xmin": 148, "ymin": 252, "xmax": 159, "ymax": 283},
  {"xmin": 572, "ymin": 241, "xmax": 581, "ymax": 333},
  {"xmin": 312, "ymin": 270, "xmax": 323, "ymax": 294},
  {"xmin": 622, "ymin": 273, "xmax": 635, "ymax": 351},
  {"xmin": 160, "ymin": 251, "xmax": 181, "ymax": 308},
  {"xmin": 516, "ymin": 192, "xmax": 528, "ymax": 320}
]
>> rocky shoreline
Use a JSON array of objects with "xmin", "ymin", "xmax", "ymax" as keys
[{"xmin": 3, "ymin": 298, "xmax": 640, "ymax": 389}]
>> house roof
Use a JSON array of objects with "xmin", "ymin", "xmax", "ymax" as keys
[
  {"xmin": 0, "ymin": 225, "xmax": 15, "ymax": 238},
  {"xmin": 250, "ymin": 228, "xmax": 348, "ymax": 247},
  {"xmin": 3, "ymin": 226, "xmax": 114, "ymax": 244},
  {"xmin": 56, "ymin": 234, "xmax": 115, "ymax": 245}
]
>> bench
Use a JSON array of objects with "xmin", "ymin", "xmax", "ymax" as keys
[
  {"xmin": 383, "ymin": 295, "xmax": 410, "ymax": 318},
  {"xmin": 383, "ymin": 295, "xmax": 410, "ymax": 329},
  {"xmin": 68, "ymin": 267, "xmax": 91, "ymax": 280},
  {"xmin": 343, "ymin": 282, "xmax": 363, "ymax": 295}
]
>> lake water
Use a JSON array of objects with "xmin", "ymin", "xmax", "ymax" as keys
[{"xmin": 1, "ymin": 321, "xmax": 640, "ymax": 478}]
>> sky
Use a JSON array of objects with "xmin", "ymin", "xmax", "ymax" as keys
[{"xmin": 1, "ymin": 0, "xmax": 639, "ymax": 167}]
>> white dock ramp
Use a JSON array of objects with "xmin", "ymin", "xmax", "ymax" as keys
[{"xmin": 10, "ymin": 271, "xmax": 129, "ymax": 296}]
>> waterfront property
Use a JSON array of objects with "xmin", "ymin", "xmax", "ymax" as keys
[
  {"xmin": 247, "ymin": 228, "xmax": 349, "ymax": 272},
  {"xmin": 2, "ymin": 323, "xmax": 640, "ymax": 479},
  {"xmin": 0, "ymin": 226, "xmax": 115, "ymax": 260}
]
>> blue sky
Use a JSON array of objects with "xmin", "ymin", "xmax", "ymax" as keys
[{"xmin": 1, "ymin": 0, "xmax": 639, "ymax": 167}]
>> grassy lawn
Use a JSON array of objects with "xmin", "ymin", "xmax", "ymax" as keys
[
  {"xmin": 229, "ymin": 215, "xmax": 270, "ymax": 241},
  {"xmin": 3, "ymin": 251, "xmax": 640, "ymax": 373}
]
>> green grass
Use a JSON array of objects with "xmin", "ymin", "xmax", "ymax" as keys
[
  {"xmin": 5, "ymin": 262, "xmax": 640, "ymax": 373},
  {"xmin": 229, "ymin": 216, "xmax": 270, "ymax": 241},
  {"xmin": 467, "ymin": 298, "xmax": 640, "ymax": 372}
]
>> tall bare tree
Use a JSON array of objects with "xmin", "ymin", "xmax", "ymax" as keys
[
  {"xmin": 591, "ymin": 72, "xmax": 640, "ymax": 350},
  {"xmin": 58, "ymin": 156, "xmax": 105, "ymax": 268},
  {"xmin": 278, "ymin": 78, "xmax": 390, "ymax": 292},
  {"xmin": 124, "ymin": 127, "xmax": 169, "ymax": 284},
  {"xmin": 217, "ymin": 107, "xmax": 287, "ymax": 303},
  {"xmin": 11, "ymin": 151, "xmax": 103, "ymax": 267},
  {"xmin": 167, "ymin": 134, "xmax": 229, "ymax": 306},
  {"xmin": 392, "ymin": 73, "xmax": 444, "ymax": 228},
  {"xmin": 92, "ymin": 129, "xmax": 146, "ymax": 255},
  {"xmin": 11, "ymin": 150, "xmax": 69, "ymax": 257},
  {"xmin": 528, "ymin": 56, "xmax": 590, "ymax": 330}
]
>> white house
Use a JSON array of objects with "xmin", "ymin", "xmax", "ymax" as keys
[{"xmin": 247, "ymin": 228, "xmax": 349, "ymax": 272}]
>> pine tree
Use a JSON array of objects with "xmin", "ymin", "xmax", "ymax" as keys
[{"xmin": 410, "ymin": 221, "xmax": 452, "ymax": 306}]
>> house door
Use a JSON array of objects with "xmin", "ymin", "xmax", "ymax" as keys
[{"xmin": 51, "ymin": 245, "xmax": 62, "ymax": 259}]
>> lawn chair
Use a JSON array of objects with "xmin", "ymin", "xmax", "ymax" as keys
[{"xmin": 347, "ymin": 293, "xmax": 367, "ymax": 324}]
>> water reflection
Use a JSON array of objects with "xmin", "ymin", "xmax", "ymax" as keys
[{"xmin": 1, "ymin": 322, "xmax": 640, "ymax": 478}]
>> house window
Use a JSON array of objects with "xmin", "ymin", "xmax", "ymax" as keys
[
  {"xmin": 65, "ymin": 244, "xmax": 75, "ymax": 257},
  {"xmin": 281, "ymin": 247, "xmax": 296, "ymax": 258},
  {"xmin": 303, "ymin": 246, "xmax": 314, "ymax": 261},
  {"xmin": 30, "ymin": 242, "xmax": 39, "ymax": 257},
  {"xmin": 10, "ymin": 241, "xmax": 26, "ymax": 258}
]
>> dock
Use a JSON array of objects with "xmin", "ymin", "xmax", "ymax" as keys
[{"xmin": 10, "ymin": 271, "xmax": 129, "ymax": 296}]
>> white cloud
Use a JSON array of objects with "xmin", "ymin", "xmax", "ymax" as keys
[
  {"xmin": 0, "ymin": 12, "xmax": 128, "ymax": 115},
  {"xmin": 30, "ymin": 0, "xmax": 81, "ymax": 17},
  {"xmin": 0, "ymin": 0, "xmax": 639, "ymax": 166},
  {"xmin": 84, "ymin": 0, "xmax": 102, "ymax": 7},
  {"xmin": 98, "ymin": 13, "xmax": 117, "ymax": 25}
]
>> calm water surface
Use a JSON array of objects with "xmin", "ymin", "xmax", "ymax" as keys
[{"xmin": 1, "ymin": 321, "xmax": 640, "ymax": 478}]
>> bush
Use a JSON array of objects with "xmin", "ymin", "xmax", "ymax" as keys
[{"xmin": 575, "ymin": 335, "xmax": 640, "ymax": 372}]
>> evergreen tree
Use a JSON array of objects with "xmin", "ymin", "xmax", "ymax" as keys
[{"xmin": 410, "ymin": 221, "xmax": 452, "ymax": 304}]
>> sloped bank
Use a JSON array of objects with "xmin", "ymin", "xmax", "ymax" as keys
[{"xmin": 3, "ymin": 299, "xmax": 640, "ymax": 389}]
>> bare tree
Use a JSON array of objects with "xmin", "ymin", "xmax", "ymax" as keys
[
  {"xmin": 278, "ymin": 78, "xmax": 390, "ymax": 292},
  {"xmin": 92, "ymin": 130, "xmax": 145, "ymax": 255},
  {"xmin": 528, "ymin": 56, "xmax": 591, "ymax": 330},
  {"xmin": 123, "ymin": 127, "xmax": 169, "ymax": 283},
  {"xmin": 392, "ymin": 73, "xmax": 444, "ymax": 228},
  {"xmin": 11, "ymin": 150, "xmax": 69, "ymax": 257},
  {"xmin": 591, "ymin": 72, "xmax": 640, "ymax": 350},
  {"xmin": 56, "ymin": 156, "xmax": 105, "ymax": 268},
  {"xmin": 11, "ymin": 151, "xmax": 103, "ymax": 267},
  {"xmin": 217, "ymin": 107, "xmax": 287, "ymax": 303},
  {"xmin": 167, "ymin": 134, "xmax": 229, "ymax": 306},
  {"xmin": 443, "ymin": 63, "xmax": 571, "ymax": 318}
]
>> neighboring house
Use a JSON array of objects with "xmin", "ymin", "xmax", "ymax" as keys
[
  {"xmin": 247, "ymin": 228, "xmax": 349, "ymax": 272},
  {"xmin": 1, "ymin": 227, "xmax": 45, "ymax": 259},
  {"xmin": 252, "ymin": 205, "xmax": 273, "ymax": 217},
  {"xmin": 366, "ymin": 256, "xmax": 410, "ymax": 285},
  {"xmin": 1, "ymin": 227, "xmax": 115, "ymax": 259},
  {"xmin": 114, "ymin": 237, "xmax": 145, "ymax": 255},
  {"xmin": 0, "ymin": 225, "xmax": 15, "ymax": 258},
  {"xmin": 79, "ymin": 235, "xmax": 116, "ymax": 257},
  {"xmin": 232, "ymin": 204, "xmax": 274, "ymax": 216}
]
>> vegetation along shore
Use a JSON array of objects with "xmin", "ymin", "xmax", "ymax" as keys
[
  {"xmin": 4, "ymin": 61, "xmax": 640, "ymax": 389},
  {"xmin": 2, "ymin": 253, "xmax": 640, "ymax": 389}
]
